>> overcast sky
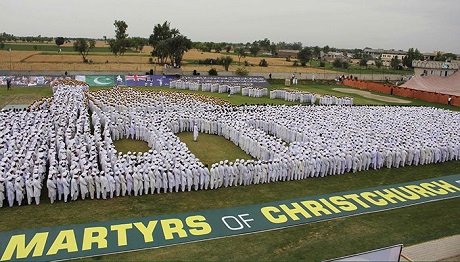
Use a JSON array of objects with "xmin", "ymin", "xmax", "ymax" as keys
[{"xmin": 1, "ymin": 0, "xmax": 459, "ymax": 53}]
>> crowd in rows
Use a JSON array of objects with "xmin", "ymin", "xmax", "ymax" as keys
[{"xmin": 1, "ymin": 81, "xmax": 459, "ymax": 207}]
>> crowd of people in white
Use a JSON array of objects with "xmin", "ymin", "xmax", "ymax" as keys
[
  {"xmin": 0, "ymin": 80, "xmax": 459, "ymax": 207},
  {"xmin": 170, "ymin": 79, "xmax": 352, "ymax": 104}
]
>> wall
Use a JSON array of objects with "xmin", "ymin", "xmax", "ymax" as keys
[{"xmin": 343, "ymin": 79, "xmax": 460, "ymax": 107}]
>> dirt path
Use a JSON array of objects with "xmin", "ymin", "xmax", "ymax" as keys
[{"xmin": 333, "ymin": 88, "xmax": 412, "ymax": 104}]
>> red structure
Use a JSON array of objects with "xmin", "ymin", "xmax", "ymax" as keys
[{"xmin": 343, "ymin": 79, "xmax": 459, "ymax": 107}]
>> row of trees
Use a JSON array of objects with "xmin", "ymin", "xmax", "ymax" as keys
[{"xmin": 193, "ymin": 39, "xmax": 333, "ymax": 61}]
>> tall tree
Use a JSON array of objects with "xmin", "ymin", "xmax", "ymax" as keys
[
  {"xmin": 109, "ymin": 20, "xmax": 130, "ymax": 56},
  {"xmin": 55, "ymin": 37, "xmax": 65, "ymax": 48},
  {"xmin": 258, "ymin": 38, "xmax": 271, "ymax": 51},
  {"xmin": 390, "ymin": 57, "xmax": 401, "ymax": 69},
  {"xmin": 221, "ymin": 56, "xmax": 233, "ymax": 71},
  {"xmin": 359, "ymin": 58, "xmax": 369, "ymax": 68},
  {"xmin": 249, "ymin": 41, "xmax": 261, "ymax": 56},
  {"xmin": 149, "ymin": 21, "xmax": 182, "ymax": 64},
  {"xmin": 130, "ymin": 37, "xmax": 147, "ymax": 52},
  {"xmin": 312, "ymin": 46, "xmax": 321, "ymax": 59},
  {"xmin": 114, "ymin": 20, "xmax": 128, "ymax": 40},
  {"xmin": 73, "ymin": 38, "xmax": 95, "ymax": 63},
  {"xmin": 236, "ymin": 47, "xmax": 246, "ymax": 65},
  {"xmin": 297, "ymin": 47, "xmax": 312, "ymax": 65},
  {"xmin": 269, "ymin": 43, "xmax": 277, "ymax": 56},
  {"xmin": 167, "ymin": 35, "xmax": 192, "ymax": 67},
  {"xmin": 402, "ymin": 48, "xmax": 423, "ymax": 68}
]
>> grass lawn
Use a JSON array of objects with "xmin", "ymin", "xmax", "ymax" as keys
[
  {"xmin": 113, "ymin": 139, "xmax": 150, "ymax": 154},
  {"xmin": 176, "ymin": 132, "xmax": 255, "ymax": 167},
  {"xmin": 0, "ymin": 86, "xmax": 53, "ymax": 108},
  {"xmin": 0, "ymin": 83, "xmax": 459, "ymax": 261}
]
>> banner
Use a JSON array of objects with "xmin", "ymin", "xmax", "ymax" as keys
[
  {"xmin": 126, "ymin": 75, "xmax": 176, "ymax": 87},
  {"xmin": 0, "ymin": 76, "xmax": 71, "ymax": 87},
  {"xmin": 0, "ymin": 175, "xmax": 459, "ymax": 261},
  {"xmin": 83, "ymin": 76, "xmax": 115, "ymax": 87},
  {"xmin": 181, "ymin": 76, "xmax": 270, "ymax": 86}
]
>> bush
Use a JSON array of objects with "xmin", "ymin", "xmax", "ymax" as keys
[
  {"xmin": 319, "ymin": 61, "xmax": 326, "ymax": 67},
  {"xmin": 235, "ymin": 67, "xmax": 249, "ymax": 76},
  {"xmin": 259, "ymin": 59, "xmax": 268, "ymax": 67},
  {"xmin": 301, "ymin": 61, "xmax": 307, "ymax": 67},
  {"xmin": 244, "ymin": 60, "xmax": 251, "ymax": 67},
  {"xmin": 148, "ymin": 57, "xmax": 154, "ymax": 64},
  {"xmin": 342, "ymin": 61, "xmax": 350, "ymax": 69},
  {"xmin": 292, "ymin": 61, "xmax": 299, "ymax": 67},
  {"xmin": 208, "ymin": 68, "xmax": 218, "ymax": 76},
  {"xmin": 198, "ymin": 58, "xmax": 224, "ymax": 65},
  {"xmin": 332, "ymin": 58, "xmax": 342, "ymax": 68}
]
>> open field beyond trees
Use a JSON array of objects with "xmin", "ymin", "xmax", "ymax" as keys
[
  {"xmin": 0, "ymin": 41, "xmax": 408, "ymax": 75},
  {"xmin": 0, "ymin": 83, "xmax": 459, "ymax": 261}
]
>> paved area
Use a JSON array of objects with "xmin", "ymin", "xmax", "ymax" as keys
[
  {"xmin": 401, "ymin": 235, "xmax": 460, "ymax": 261},
  {"xmin": 1, "ymin": 104, "xmax": 28, "ymax": 111},
  {"xmin": 333, "ymin": 88, "xmax": 412, "ymax": 103}
]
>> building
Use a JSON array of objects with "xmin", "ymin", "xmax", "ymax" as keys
[
  {"xmin": 363, "ymin": 48, "xmax": 406, "ymax": 60},
  {"xmin": 277, "ymin": 50, "xmax": 299, "ymax": 59},
  {"xmin": 412, "ymin": 60, "xmax": 459, "ymax": 77},
  {"xmin": 324, "ymin": 51, "xmax": 345, "ymax": 62}
]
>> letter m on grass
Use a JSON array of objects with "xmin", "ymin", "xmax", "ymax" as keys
[{"xmin": 1, "ymin": 232, "xmax": 49, "ymax": 261}]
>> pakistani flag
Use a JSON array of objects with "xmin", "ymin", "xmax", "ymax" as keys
[{"xmin": 85, "ymin": 75, "xmax": 115, "ymax": 87}]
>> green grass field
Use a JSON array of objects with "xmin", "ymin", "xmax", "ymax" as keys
[{"xmin": 0, "ymin": 83, "xmax": 459, "ymax": 261}]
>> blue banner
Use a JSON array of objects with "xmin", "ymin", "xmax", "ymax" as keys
[{"xmin": 126, "ymin": 75, "xmax": 177, "ymax": 87}]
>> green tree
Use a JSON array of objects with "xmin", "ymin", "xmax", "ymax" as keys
[
  {"xmin": 73, "ymin": 38, "xmax": 96, "ymax": 63},
  {"xmin": 149, "ymin": 21, "xmax": 183, "ymax": 64},
  {"xmin": 259, "ymin": 59, "xmax": 268, "ymax": 67},
  {"xmin": 221, "ymin": 56, "xmax": 233, "ymax": 71},
  {"xmin": 114, "ymin": 20, "xmax": 128, "ymax": 40},
  {"xmin": 375, "ymin": 60, "xmax": 383, "ymax": 69},
  {"xmin": 402, "ymin": 48, "xmax": 423, "ymax": 68},
  {"xmin": 297, "ymin": 47, "xmax": 312, "ymax": 65},
  {"xmin": 332, "ymin": 58, "xmax": 342, "ymax": 68},
  {"xmin": 269, "ymin": 43, "xmax": 277, "ymax": 56},
  {"xmin": 208, "ymin": 68, "xmax": 218, "ymax": 76},
  {"xmin": 152, "ymin": 40, "xmax": 170, "ymax": 64},
  {"xmin": 236, "ymin": 47, "xmax": 246, "ymax": 65},
  {"xmin": 258, "ymin": 38, "xmax": 271, "ymax": 51},
  {"xmin": 249, "ymin": 42, "xmax": 261, "ymax": 56},
  {"xmin": 130, "ymin": 37, "xmax": 147, "ymax": 52},
  {"xmin": 55, "ymin": 37, "xmax": 65, "ymax": 48},
  {"xmin": 0, "ymin": 36, "xmax": 5, "ymax": 50},
  {"xmin": 390, "ymin": 57, "xmax": 401, "ymax": 69},
  {"xmin": 235, "ymin": 67, "xmax": 249, "ymax": 76},
  {"xmin": 312, "ymin": 46, "xmax": 321, "ymax": 59},
  {"xmin": 109, "ymin": 20, "xmax": 130, "ymax": 56},
  {"xmin": 435, "ymin": 52, "xmax": 457, "ymax": 61},
  {"xmin": 359, "ymin": 58, "xmax": 369, "ymax": 68},
  {"xmin": 167, "ymin": 35, "xmax": 192, "ymax": 67},
  {"xmin": 322, "ymin": 45, "xmax": 330, "ymax": 54}
]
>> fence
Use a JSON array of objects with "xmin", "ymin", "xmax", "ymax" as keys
[{"xmin": 343, "ymin": 79, "xmax": 459, "ymax": 107}]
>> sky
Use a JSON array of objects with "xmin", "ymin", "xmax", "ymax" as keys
[{"xmin": 1, "ymin": 0, "xmax": 459, "ymax": 53}]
